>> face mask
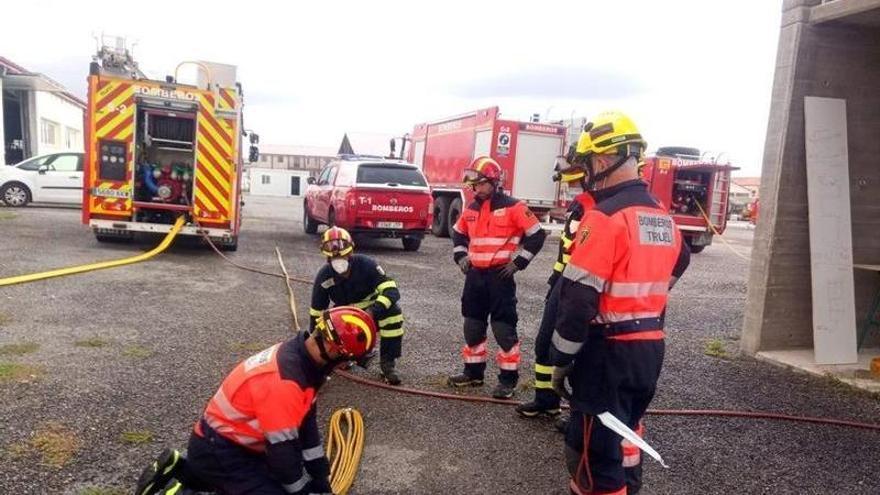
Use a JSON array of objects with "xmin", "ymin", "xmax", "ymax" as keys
[{"xmin": 331, "ymin": 258, "xmax": 350, "ymax": 274}]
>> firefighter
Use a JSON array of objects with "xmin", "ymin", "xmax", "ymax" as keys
[
  {"xmin": 516, "ymin": 153, "xmax": 595, "ymax": 418},
  {"xmin": 549, "ymin": 111, "xmax": 690, "ymax": 495},
  {"xmin": 447, "ymin": 156, "xmax": 547, "ymax": 399},
  {"xmin": 309, "ymin": 226, "xmax": 405, "ymax": 385},
  {"xmin": 134, "ymin": 306, "xmax": 377, "ymax": 495}
]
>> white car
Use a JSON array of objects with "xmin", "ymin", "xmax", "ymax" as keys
[{"xmin": 0, "ymin": 152, "xmax": 84, "ymax": 207}]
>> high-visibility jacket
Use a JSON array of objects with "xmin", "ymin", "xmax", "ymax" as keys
[
  {"xmin": 551, "ymin": 191, "xmax": 596, "ymax": 279},
  {"xmin": 308, "ymin": 254, "xmax": 401, "ymax": 337},
  {"xmin": 550, "ymin": 180, "xmax": 690, "ymax": 365},
  {"xmin": 195, "ymin": 333, "xmax": 329, "ymax": 494},
  {"xmin": 452, "ymin": 191, "xmax": 546, "ymax": 269}
]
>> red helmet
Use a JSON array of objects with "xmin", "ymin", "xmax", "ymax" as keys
[
  {"xmin": 320, "ymin": 226, "xmax": 354, "ymax": 257},
  {"xmin": 314, "ymin": 306, "xmax": 377, "ymax": 360},
  {"xmin": 463, "ymin": 156, "xmax": 502, "ymax": 185}
]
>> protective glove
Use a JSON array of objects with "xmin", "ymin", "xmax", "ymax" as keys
[
  {"xmin": 498, "ymin": 260, "xmax": 519, "ymax": 279},
  {"xmin": 551, "ymin": 363, "xmax": 575, "ymax": 400},
  {"xmin": 457, "ymin": 256, "xmax": 471, "ymax": 274}
]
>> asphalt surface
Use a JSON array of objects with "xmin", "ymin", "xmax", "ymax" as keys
[{"xmin": 0, "ymin": 197, "xmax": 878, "ymax": 495}]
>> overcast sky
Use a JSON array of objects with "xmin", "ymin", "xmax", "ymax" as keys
[{"xmin": 4, "ymin": 0, "xmax": 782, "ymax": 176}]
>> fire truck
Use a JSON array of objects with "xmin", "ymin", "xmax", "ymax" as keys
[
  {"xmin": 82, "ymin": 41, "xmax": 253, "ymax": 251},
  {"xmin": 639, "ymin": 147, "xmax": 738, "ymax": 253},
  {"xmin": 405, "ymin": 107, "xmax": 566, "ymax": 237}
]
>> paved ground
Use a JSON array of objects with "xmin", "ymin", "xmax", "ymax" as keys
[{"xmin": 0, "ymin": 197, "xmax": 878, "ymax": 495}]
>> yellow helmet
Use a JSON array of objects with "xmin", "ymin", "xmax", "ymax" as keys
[
  {"xmin": 575, "ymin": 111, "xmax": 646, "ymax": 158},
  {"xmin": 553, "ymin": 146, "xmax": 587, "ymax": 183},
  {"xmin": 321, "ymin": 226, "xmax": 354, "ymax": 257}
]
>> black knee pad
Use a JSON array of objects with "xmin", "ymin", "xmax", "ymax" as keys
[
  {"xmin": 491, "ymin": 321, "xmax": 518, "ymax": 351},
  {"xmin": 463, "ymin": 318, "xmax": 488, "ymax": 346}
]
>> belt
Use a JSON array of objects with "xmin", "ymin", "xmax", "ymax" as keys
[{"xmin": 590, "ymin": 317, "xmax": 664, "ymax": 339}]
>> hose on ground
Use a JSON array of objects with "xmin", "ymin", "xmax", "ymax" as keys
[
  {"xmin": 333, "ymin": 369, "xmax": 880, "ymax": 432},
  {"xmin": 326, "ymin": 407, "xmax": 366, "ymax": 495}
]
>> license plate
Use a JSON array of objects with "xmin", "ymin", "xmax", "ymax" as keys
[
  {"xmin": 91, "ymin": 187, "xmax": 131, "ymax": 199},
  {"xmin": 377, "ymin": 221, "xmax": 403, "ymax": 229}
]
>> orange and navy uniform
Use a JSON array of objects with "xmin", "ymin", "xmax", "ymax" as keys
[
  {"xmin": 551, "ymin": 179, "xmax": 689, "ymax": 495},
  {"xmin": 550, "ymin": 191, "xmax": 597, "ymax": 284},
  {"xmin": 192, "ymin": 332, "xmax": 330, "ymax": 494},
  {"xmin": 450, "ymin": 191, "xmax": 546, "ymax": 383}
]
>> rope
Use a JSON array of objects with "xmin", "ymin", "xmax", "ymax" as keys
[
  {"xmin": 274, "ymin": 246, "xmax": 301, "ymax": 331},
  {"xmin": 693, "ymin": 199, "xmax": 751, "ymax": 262}
]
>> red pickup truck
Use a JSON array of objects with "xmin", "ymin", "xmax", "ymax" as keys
[{"xmin": 303, "ymin": 156, "xmax": 433, "ymax": 251}]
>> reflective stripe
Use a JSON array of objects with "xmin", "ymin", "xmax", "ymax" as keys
[
  {"xmin": 525, "ymin": 223, "xmax": 542, "ymax": 236},
  {"xmin": 518, "ymin": 250, "xmax": 536, "ymax": 261},
  {"xmin": 380, "ymin": 328, "xmax": 405, "ymax": 338},
  {"xmin": 606, "ymin": 281, "xmax": 668, "ymax": 298},
  {"xmin": 595, "ymin": 311, "xmax": 663, "ymax": 323},
  {"xmin": 212, "ymin": 389, "xmax": 249, "ymax": 421},
  {"xmin": 563, "ymin": 264, "xmax": 606, "ymax": 292},
  {"xmin": 204, "ymin": 415, "xmax": 262, "ymax": 448},
  {"xmin": 469, "ymin": 250, "xmax": 513, "ymax": 262},
  {"xmin": 375, "ymin": 295, "xmax": 392, "ymax": 309},
  {"xmin": 552, "ymin": 331, "xmax": 583, "ymax": 355},
  {"xmin": 283, "ymin": 473, "xmax": 311, "ymax": 493},
  {"xmin": 496, "ymin": 343, "xmax": 521, "ymax": 370},
  {"xmin": 376, "ymin": 280, "xmax": 397, "ymax": 292},
  {"xmin": 452, "ymin": 223, "xmax": 465, "ymax": 235},
  {"xmin": 568, "ymin": 219, "xmax": 581, "ymax": 232},
  {"xmin": 309, "ymin": 307, "xmax": 323, "ymax": 317},
  {"xmin": 164, "ymin": 481, "xmax": 183, "ymax": 494},
  {"xmin": 471, "ymin": 236, "xmax": 520, "ymax": 246},
  {"xmin": 535, "ymin": 363, "xmax": 554, "ymax": 375},
  {"xmin": 352, "ymin": 300, "xmax": 374, "ymax": 309},
  {"xmin": 608, "ymin": 330, "xmax": 665, "ymax": 341},
  {"xmin": 553, "ymin": 261, "xmax": 566, "ymax": 273},
  {"xmin": 247, "ymin": 419, "xmax": 261, "ymax": 431},
  {"xmin": 378, "ymin": 314, "xmax": 404, "ymax": 327},
  {"xmin": 534, "ymin": 379, "xmax": 553, "ymax": 389},
  {"xmin": 302, "ymin": 444, "xmax": 325, "ymax": 461},
  {"xmin": 453, "ymin": 245, "xmax": 468, "ymax": 254},
  {"xmin": 561, "ymin": 235, "xmax": 574, "ymax": 249},
  {"xmin": 462, "ymin": 342, "xmax": 488, "ymax": 363},
  {"xmin": 265, "ymin": 427, "xmax": 299, "ymax": 444},
  {"xmin": 562, "ymin": 253, "xmax": 571, "ymax": 263}
]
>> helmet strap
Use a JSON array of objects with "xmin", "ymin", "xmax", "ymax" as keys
[{"xmin": 589, "ymin": 150, "xmax": 636, "ymax": 189}]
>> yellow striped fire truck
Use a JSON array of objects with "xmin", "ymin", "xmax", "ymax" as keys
[{"xmin": 82, "ymin": 42, "xmax": 253, "ymax": 250}]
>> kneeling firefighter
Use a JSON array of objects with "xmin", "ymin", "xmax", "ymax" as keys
[
  {"xmin": 135, "ymin": 306, "xmax": 378, "ymax": 495},
  {"xmin": 550, "ymin": 111, "xmax": 690, "ymax": 494},
  {"xmin": 516, "ymin": 153, "xmax": 595, "ymax": 418},
  {"xmin": 310, "ymin": 226, "xmax": 405, "ymax": 385},
  {"xmin": 447, "ymin": 156, "xmax": 546, "ymax": 399}
]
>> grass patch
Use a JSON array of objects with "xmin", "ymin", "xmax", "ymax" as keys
[
  {"xmin": 120, "ymin": 430, "xmax": 153, "ymax": 445},
  {"xmin": 0, "ymin": 312, "xmax": 10, "ymax": 326},
  {"xmin": 74, "ymin": 337, "xmax": 111, "ymax": 348},
  {"xmin": 0, "ymin": 362, "xmax": 43, "ymax": 383},
  {"xmin": 0, "ymin": 211, "xmax": 16, "ymax": 220},
  {"xmin": 78, "ymin": 488, "xmax": 126, "ymax": 495},
  {"xmin": 0, "ymin": 342, "xmax": 39, "ymax": 356},
  {"xmin": 704, "ymin": 339, "xmax": 729, "ymax": 359},
  {"xmin": 31, "ymin": 422, "xmax": 80, "ymax": 468},
  {"xmin": 123, "ymin": 345, "xmax": 154, "ymax": 359},
  {"xmin": 516, "ymin": 378, "xmax": 535, "ymax": 393},
  {"xmin": 228, "ymin": 341, "xmax": 269, "ymax": 353}
]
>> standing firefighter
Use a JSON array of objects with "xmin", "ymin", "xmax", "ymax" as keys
[
  {"xmin": 447, "ymin": 156, "xmax": 546, "ymax": 399},
  {"xmin": 135, "ymin": 307, "xmax": 377, "ymax": 495},
  {"xmin": 516, "ymin": 154, "xmax": 595, "ymax": 418},
  {"xmin": 550, "ymin": 112, "xmax": 690, "ymax": 495},
  {"xmin": 309, "ymin": 227, "xmax": 405, "ymax": 385}
]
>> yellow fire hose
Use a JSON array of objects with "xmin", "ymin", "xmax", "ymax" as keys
[
  {"xmin": 274, "ymin": 246, "xmax": 365, "ymax": 494},
  {"xmin": 0, "ymin": 216, "xmax": 186, "ymax": 287}
]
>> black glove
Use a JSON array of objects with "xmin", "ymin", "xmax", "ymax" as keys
[
  {"xmin": 498, "ymin": 260, "xmax": 519, "ymax": 279},
  {"xmin": 551, "ymin": 363, "xmax": 575, "ymax": 400},
  {"xmin": 457, "ymin": 256, "xmax": 471, "ymax": 274}
]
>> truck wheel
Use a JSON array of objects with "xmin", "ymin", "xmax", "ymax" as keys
[
  {"xmin": 219, "ymin": 236, "xmax": 239, "ymax": 252},
  {"xmin": 685, "ymin": 237, "xmax": 706, "ymax": 254},
  {"xmin": 303, "ymin": 201, "xmax": 318, "ymax": 234},
  {"xmin": 1, "ymin": 182, "xmax": 31, "ymax": 207},
  {"xmin": 402, "ymin": 236, "xmax": 422, "ymax": 252},
  {"xmin": 447, "ymin": 198, "xmax": 462, "ymax": 238},
  {"xmin": 432, "ymin": 196, "xmax": 451, "ymax": 237}
]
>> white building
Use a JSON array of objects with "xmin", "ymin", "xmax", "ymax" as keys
[
  {"xmin": 1, "ymin": 56, "xmax": 86, "ymax": 166},
  {"xmin": 247, "ymin": 167, "xmax": 312, "ymax": 197},
  {"xmin": 249, "ymin": 144, "xmax": 336, "ymax": 177}
]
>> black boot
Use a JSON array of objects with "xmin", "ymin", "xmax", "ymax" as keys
[
  {"xmin": 516, "ymin": 388, "xmax": 561, "ymax": 417},
  {"xmin": 135, "ymin": 449, "xmax": 183, "ymax": 495},
  {"xmin": 380, "ymin": 359, "xmax": 401, "ymax": 385},
  {"xmin": 555, "ymin": 414, "xmax": 569, "ymax": 434},
  {"xmin": 491, "ymin": 381, "xmax": 516, "ymax": 399}
]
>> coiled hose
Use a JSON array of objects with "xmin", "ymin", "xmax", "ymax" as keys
[{"xmin": 326, "ymin": 407, "xmax": 366, "ymax": 495}]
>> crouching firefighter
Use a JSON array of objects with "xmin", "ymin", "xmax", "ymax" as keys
[
  {"xmin": 310, "ymin": 226, "xmax": 405, "ymax": 385},
  {"xmin": 549, "ymin": 111, "xmax": 690, "ymax": 495},
  {"xmin": 516, "ymin": 153, "xmax": 595, "ymax": 418},
  {"xmin": 447, "ymin": 156, "xmax": 546, "ymax": 399},
  {"xmin": 135, "ymin": 306, "xmax": 378, "ymax": 495}
]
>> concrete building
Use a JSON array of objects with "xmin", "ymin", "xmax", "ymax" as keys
[
  {"xmin": 1, "ymin": 56, "xmax": 86, "ymax": 166},
  {"xmin": 743, "ymin": 0, "xmax": 880, "ymax": 388},
  {"xmin": 250, "ymin": 144, "xmax": 336, "ymax": 177},
  {"xmin": 246, "ymin": 168, "xmax": 311, "ymax": 197}
]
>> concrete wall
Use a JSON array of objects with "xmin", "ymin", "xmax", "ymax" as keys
[
  {"xmin": 33, "ymin": 91, "xmax": 84, "ymax": 155},
  {"xmin": 743, "ymin": 0, "xmax": 880, "ymax": 352}
]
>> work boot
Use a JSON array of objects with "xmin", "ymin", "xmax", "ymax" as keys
[
  {"xmin": 492, "ymin": 382, "xmax": 516, "ymax": 399},
  {"xmin": 516, "ymin": 400, "xmax": 562, "ymax": 418},
  {"xmin": 135, "ymin": 449, "xmax": 182, "ymax": 495},
  {"xmin": 555, "ymin": 415, "xmax": 570, "ymax": 434},
  {"xmin": 447, "ymin": 372, "xmax": 484, "ymax": 387},
  {"xmin": 380, "ymin": 360, "xmax": 401, "ymax": 386}
]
